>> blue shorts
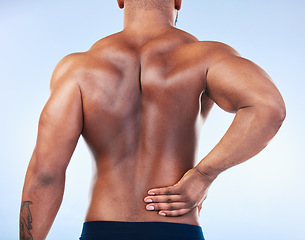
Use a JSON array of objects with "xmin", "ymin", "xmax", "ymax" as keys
[{"xmin": 79, "ymin": 221, "xmax": 205, "ymax": 240}]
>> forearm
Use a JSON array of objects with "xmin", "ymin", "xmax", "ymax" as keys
[
  {"xmin": 20, "ymin": 169, "xmax": 65, "ymax": 240},
  {"xmin": 196, "ymin": 105, "xmax": 285, "ymax": 178},
  {"xmin": 144, "ymin": 106, "xmax": 284, "ymax": 217}
]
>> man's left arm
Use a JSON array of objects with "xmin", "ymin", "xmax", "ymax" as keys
[{"xmin": 20, "ymin": 54, "xmax": 83, "ymax": 239}]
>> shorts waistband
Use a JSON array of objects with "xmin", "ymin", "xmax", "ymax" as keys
[{"xmin": 80, "ymin": 221, "xmax": 204, "ymax": 240}]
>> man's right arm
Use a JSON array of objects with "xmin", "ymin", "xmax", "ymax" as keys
[
  {"xmin": 196, "ymin": 44, "xmax": 286, "ymax": 177},
  {"xmin": 144, "ymin": 43, "xmax": 286, "ymax": 217}
]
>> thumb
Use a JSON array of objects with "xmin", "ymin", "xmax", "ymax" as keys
[{"xmin": 148, "ymin": 185, "xmax": 179, "ymax": 196}]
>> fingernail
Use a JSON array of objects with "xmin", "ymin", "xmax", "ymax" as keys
[
  {"xmin": 146, "ymin": 205, "xmax": 154, "ymax": 210},
  {"xmin": 145, "ymin": 198, "xmax": 153, "ymax": 203},
  {"xmin": 159, "ymin": 212, "xmax": 166, "ymax": 216},
  {"xmin": 148, "ymin": 192, "xmax": 156, "ymax": 195}
]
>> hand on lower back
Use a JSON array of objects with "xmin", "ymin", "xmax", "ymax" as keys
[{"xmin": 144, "ymin": 168, "xmax": 214, "ymax": 217}]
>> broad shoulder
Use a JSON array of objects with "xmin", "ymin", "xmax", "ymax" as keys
[
  {"xmin": 169, "ymin": 41, "xmax": 240, "ymax": 72},
  {"xmin": 89, "ymin": 31, "xmax": 131, "ymax": 53},
  {"xmin": 50, "ymin": 33, "xmax": 124, "ymax": 85},
  {"xmin": 171, "ymin": 28, "xmax": 199, "ymax": 42},
  {"xmin": 50, "ymin": 52, "xmax": 89, "ymax": 90},
  {"xmin": 50, "ymin": 47, "xmax": 117, "ymax": 92},
  {"xmin": 195, "ymin": 41, "xmax": 240, "ymax": 60}
]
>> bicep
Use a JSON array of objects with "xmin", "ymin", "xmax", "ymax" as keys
[
  {"xmin": 33, "ymin": 76, "xmax": 83, "ymax": 175},
  {"xmin": 206, "ymin": 56, "xmax": 284, "ymax": 113}
]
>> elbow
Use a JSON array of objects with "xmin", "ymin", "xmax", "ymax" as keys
[
  {"xmin": 276, "ymin": 104, "xmax": 286, "ymax": 124},
  {"xmin": 28, "ymin": 166, "xmax": 65, "ymax": 187},
  {"xmin": 36, "ymin": 171, "xmax": 65, "ymax": 186},
  {"xmin": 259, "ymin": 97, "xmax": 286, "ymax": 131},
  {"xmin": 270, "ymin": 99, "xmax": 286, "ymax": 125}
]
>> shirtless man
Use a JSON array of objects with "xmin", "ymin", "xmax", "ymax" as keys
[{"xmin": 19, "ymin": 0, "xmax": 286, "ymax": 239}]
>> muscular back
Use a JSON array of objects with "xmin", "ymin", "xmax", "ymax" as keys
[
  {"xmin": 21, "ymin": 13, "xmax": 285, "ymax": 237},
  {"xmin": 54, "ymin": 28, "xmax": 217, "ymax": 225}
]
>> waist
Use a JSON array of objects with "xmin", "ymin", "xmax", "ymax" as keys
[
  {"xmin": 80, "ymin": 221, "xmax": 205, "ymax": 240},
  {"xmin": 85, "ymin": 188, "xmax": 200, "ymax": 225},
  {"xmin": 85, "ymin": 167, "xmax": 200, "ymax": 225}
]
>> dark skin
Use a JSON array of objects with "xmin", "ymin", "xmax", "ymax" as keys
[{"xmin": 20, "ymin": 0, "xmax": 286, "ymax": 238}]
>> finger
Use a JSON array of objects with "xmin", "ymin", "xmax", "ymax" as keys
[
  {"xmin": 148, "ymin": 186, "xmax": 180, "ymax": 196},
  {"xmin": 146, "ymin": 202, "xmax": 186, "ymax": 211},
  {"xmin": 144, "ymin": 195, "xmax": 183, "ymax": 204},
  {"xmin": 158, "ymin": 208, "xmax": 191, "ymax": 217}
]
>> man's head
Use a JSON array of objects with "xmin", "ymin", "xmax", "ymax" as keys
[
  {"xmin": 117, "ymin": 0, "xmax": 182, "ymax": 26},
  {"xmin": 117, "ymin": 0, "xmax": 182, "ymax": 11}
]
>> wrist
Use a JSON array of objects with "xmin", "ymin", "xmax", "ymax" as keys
[{"xmin": 194, "ymin": 167, "xmax": 218, "ymax": 182}]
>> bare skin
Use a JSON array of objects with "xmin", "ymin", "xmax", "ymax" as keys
[{"xmin": 20, "ymin": 0, "xmax": 285, "ymax": 239}]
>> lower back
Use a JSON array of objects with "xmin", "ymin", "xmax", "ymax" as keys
[{"xmin": 84, "ymin": 156, "xmax": 200, "ymax": 225}]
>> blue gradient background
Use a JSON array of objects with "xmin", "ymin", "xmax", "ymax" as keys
[{"xmin": 1, "ymin": 0, "xmax": 304, "ymax": 239}]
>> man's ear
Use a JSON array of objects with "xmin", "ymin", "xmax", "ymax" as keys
[
  {"xmin": 117, "ymin": 0, "xmax": 124, "ymax": 9},
  {"xmin": 175, "ymin": 0, "xmax": 182, "ymax": 10}
]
